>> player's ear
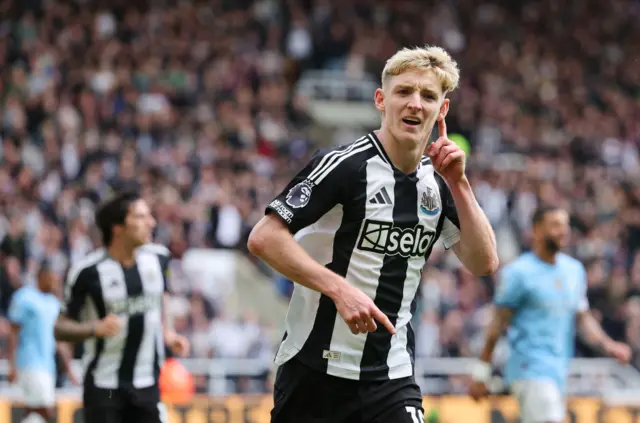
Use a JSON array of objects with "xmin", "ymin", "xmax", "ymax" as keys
[
  {"xmin": 113, "ymin": 223, "xmax": 124, "ymax": 236},
  {"xmin": 530, "ymin": 221, "xmax": 541, "ymax": 239},
  {"xmin": 374, "ymin": 88, "xmax": 385, "ymax": 113},
  {"xmin": 437, "ymin": 98, "xmax": 450, "ymax": 122}
]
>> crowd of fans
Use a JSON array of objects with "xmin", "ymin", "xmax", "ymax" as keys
[{"xmin": 0, "ymin": 0, "xmax": 638, "ymax": 394}]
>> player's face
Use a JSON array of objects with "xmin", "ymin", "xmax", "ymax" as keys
[
  {"xmin": 123, "ymin": 199, "xmax": 156, "ymax": 247},
  {"xmin": 375, "ymin": 69, "xmax": 449, "ymax": 149},
  {"xmin": 537, "ymin": 210, "xmax": 570, "ymax": 252},
  {"xmin": 38, "ymin": 268, "xmax": 58, "ymax": 293}
]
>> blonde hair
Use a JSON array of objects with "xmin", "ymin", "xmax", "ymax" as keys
[{"xmin": 381, "ymin": 45, "xmax": 460, "ymax": 94}]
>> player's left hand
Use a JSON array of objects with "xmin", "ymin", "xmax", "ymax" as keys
[
  {"xmin": 604, "ymin": 340, "xmax": 632, "ymax": 364},
  {"xmin": 468, "ymin": 381, "xmax": 490, "ymax": 402},
  {"xmin": 166, "ymin": 331, "xmax": 191, "ymax": 357},
  {"xmin": 67, "ymin": 371, "xmax": 81, "ymax": 386},
  {"xmin": 8, "ymin": 367, "xmax": 16, "ymax": 384},
  {"xmin": 427, "ymin": 118, "xmax": 466, "ymax": 184}
]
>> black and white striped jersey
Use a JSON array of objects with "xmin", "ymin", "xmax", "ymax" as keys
[
  {"xmin": 266, "ymin": 132, "xmax": 461, "ymax": 381},
  {"xmin": 62, "ymin": 244, "xmax": 171, "ymax": 390}
]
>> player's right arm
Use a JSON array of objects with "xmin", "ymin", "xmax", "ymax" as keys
[
  {"xmin": 56, "ymin": 342, "xmax": 80, "ymax": 385},
  {"xmin": 469, "ymin": 265, "xmax": 523, "ymax": 401},
  {"xmin": 574, "ymin": 263, "xmax": 631, "ymax": 364},
  {"xmin": 248, "ymin": 147, "xmax": 395, "ymax": 335},
  {"xmin": 55, "ymin": 266, "xmax": 121, "ymax": 343},
  {"xmin": 7, "ymin": 290, "xmax": 25, "ymax": 383},
  {"xmin": 7, "ymin": 324, "xmax": 19, "ymax": 383}
]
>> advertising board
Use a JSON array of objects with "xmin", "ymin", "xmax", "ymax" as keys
[{"xmin": 3, "ymin": 395, "xmax": 640, "ymax": 423}]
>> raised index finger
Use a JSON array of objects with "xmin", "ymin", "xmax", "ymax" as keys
[{"xmin": 438, "ymin": 117, "xmax": 447, "ymax": 139}]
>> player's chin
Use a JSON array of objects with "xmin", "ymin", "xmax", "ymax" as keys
[
  {"xmin": 395, "ymin": 127, "xmax": 423, "ymax": 144},
  {"xmin": 137, "ymin": 235, "xmax": 152, "ymax": 246}
]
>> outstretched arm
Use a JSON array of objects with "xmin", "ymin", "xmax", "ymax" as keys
[{"xmin": 576, "ymin": 311, "xmax": 630, "ymax": 363}]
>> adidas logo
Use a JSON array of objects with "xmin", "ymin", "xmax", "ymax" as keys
[{"xmin": 370, "ymin": 187, "xmax": 391, "ymax": 205}]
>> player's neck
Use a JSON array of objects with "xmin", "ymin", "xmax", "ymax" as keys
[
  {"xmin": 374, "ymin": 129, "xmax": 424, "ymax": 174},
  {"xmin": 533, "ymin": 247, "xmax": 557, "ymax": 264},
  {"xmin": 107, "ymin": 241, "xmax": 136, "ymax": 267}
]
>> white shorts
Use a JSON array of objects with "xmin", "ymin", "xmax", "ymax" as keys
[
  {"xmin": 511, "ymin": 379, "xmax": 566, "ymax": 423},
  {"xmin": 18, "ymin": 370, "xmax": 56, "ymax": 408}
]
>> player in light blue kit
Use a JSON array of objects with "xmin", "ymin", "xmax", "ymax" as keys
[
  {"xmin": 8, "ymin": 263, "xmax": 76, "ymax": 423},
  {"xmin": 469, "ymin": 206, "xmax": 631, "ymax": 423}
]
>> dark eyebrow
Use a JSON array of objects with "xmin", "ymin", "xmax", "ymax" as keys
[
  {"xmin": 421, "ymin": 89, "xmax": 439, "ymax": 97},
  {"xmin": 395, "ymin": 84, "xmax": 439, "ymax": 97}
]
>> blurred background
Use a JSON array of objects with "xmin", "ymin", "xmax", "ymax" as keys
[{"xmin": 0, "ymin": 0, "xmax": 639, "ymax": 417}]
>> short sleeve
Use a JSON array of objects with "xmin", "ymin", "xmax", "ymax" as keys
[
  {"xmin": 266, "ymin": 147, "xmax": 355, "ymax": 234},
  {"xmin": 8, "ymin": 290, "xmax": 26, "ymax": 325},
  {"xmin": 435, "ymin": 174, "xmax": 460, "ymax": 249},
  {"xmin": 494, "ymin": 266, "xmax": 526, "ymax": 309},
  {"xmin": 62, "ymin": 267, "xmax": 91, "ymax": 321},
  {"xmin": 577, "ymin": 264, "xmax": 589, "ymax": 312}
]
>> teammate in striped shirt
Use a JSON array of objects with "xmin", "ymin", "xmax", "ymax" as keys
[
  {"xmin": 248, "ymin": 45, "xmax": 499, "ymax": 423},
  {"xmin": 54, "ymin": 191, "xmax": 190, "ymax": 423}
]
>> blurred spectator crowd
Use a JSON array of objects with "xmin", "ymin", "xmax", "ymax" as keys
[{"xmin": 0, "ymin": 0, "xmax": 639, "ymax": 393}]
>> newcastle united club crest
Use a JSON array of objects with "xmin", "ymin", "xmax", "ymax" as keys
[{"xmin": 420, "ymin": 187, "xmax": 440, "ymax": 216}]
